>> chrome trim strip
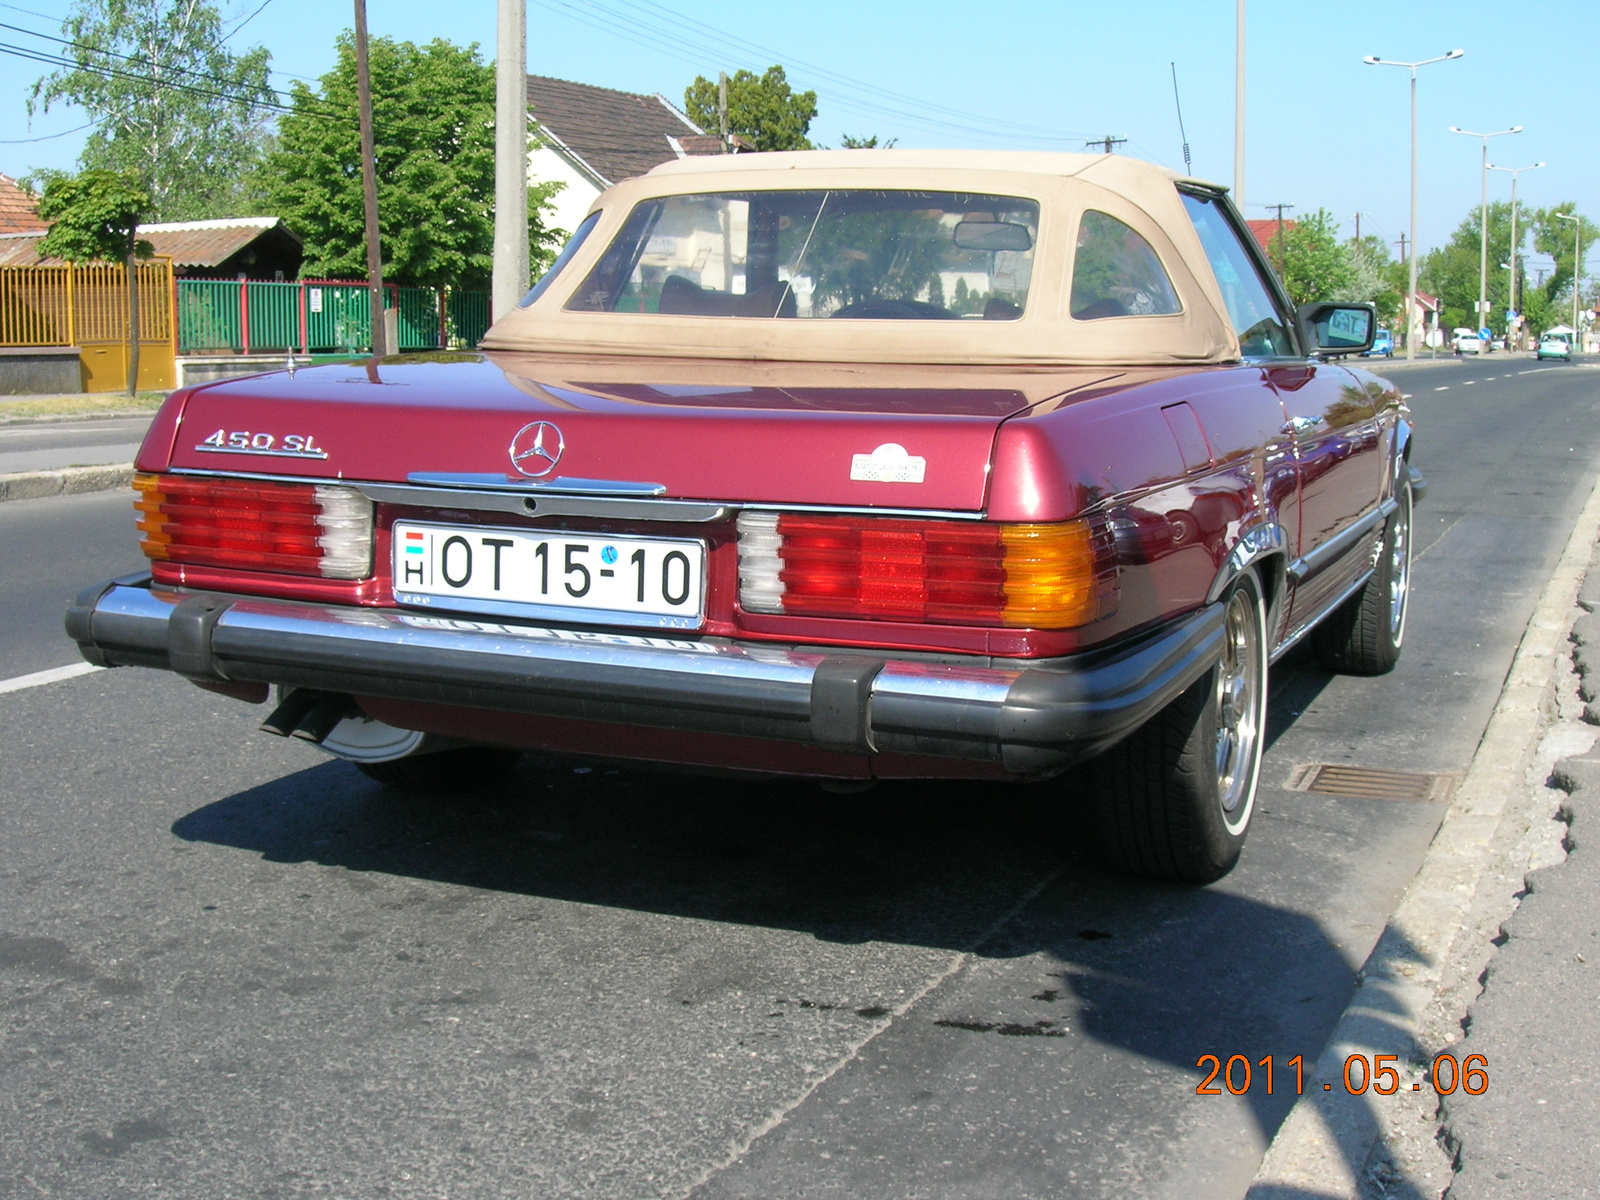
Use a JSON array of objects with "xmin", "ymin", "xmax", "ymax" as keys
[
  {"xmin": 407, "ymin": 472, "xmax": 668, "ymax": 496},
  {"xmin": 163, "ymin": 469, "xmax": 984, "ymax": 521},
  {"xmin": 361, "ymin": 483, "xmax": 730, "ymax": 523},
  {"xmin": 1207, "ymin": 521, "xmax": 1290, "ymax": 604},
  {"xmin": 1270, "ymin": 568, "xmax": 1374, "ymax": 663},
  {"xmin": 222, "ymin": 604, "xmax": 816, "ymax": 688},
  {"xmin": 1287, "ymin": 498, "xmax": 1396, "ymax": 583}
]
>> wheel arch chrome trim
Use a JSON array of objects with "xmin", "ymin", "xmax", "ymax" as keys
[{"xmin": 1206, "ymin": 521, "xmax": 1291, "ymax": 606}]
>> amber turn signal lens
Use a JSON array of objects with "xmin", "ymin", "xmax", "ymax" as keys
[{"xmin": 735, "ymin": 511, "xmax": 1115, "ymax": 630}]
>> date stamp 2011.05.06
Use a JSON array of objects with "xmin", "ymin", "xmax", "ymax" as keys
[{"xmin": 1194, "ymin": 1053, "xmax": 1488, "ymax": 1097}]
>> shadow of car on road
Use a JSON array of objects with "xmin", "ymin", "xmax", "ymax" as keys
[{"xmin": 169, "ymin": 666, "xmax": 1423, "ymax": 1197}]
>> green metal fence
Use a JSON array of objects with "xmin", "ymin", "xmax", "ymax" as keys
[{"xmin": 176, "ymin": 279, "xmax": 491, "ymax": 355}]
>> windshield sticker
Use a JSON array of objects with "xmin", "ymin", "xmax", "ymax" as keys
[{"xmin": 851, "ymin": 443, "xmax": 926, "ymax": 484}]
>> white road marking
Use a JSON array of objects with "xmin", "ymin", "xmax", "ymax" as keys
[
  {"xmin": 0, "ymin": 661, "xmax": 103, "ymax": 695},
  {"xmin": 1463, "ymin": 380, "xmax": 1476, "ymax": 385},
  {"xmin": 1435, "ymin": 386, "xmax": 1450, "ymax": 391},
  {"xmin": 1401, "ymin": 393, "xmax": 1413, "ymax": 400}
]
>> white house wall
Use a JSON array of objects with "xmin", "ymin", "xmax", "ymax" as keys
[{"xmin": 529, "ymin": 145, "xmax": 601, "ymax": 240}]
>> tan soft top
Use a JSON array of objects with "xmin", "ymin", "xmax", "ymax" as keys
[{"xmin": 482, "ymin": 150, "xmax": 1241, "ymax": 367}]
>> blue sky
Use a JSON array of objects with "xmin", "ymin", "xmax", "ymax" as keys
[{"xmin": 2, "ymin": 0, "xmax": 1593, "ymax": 269}]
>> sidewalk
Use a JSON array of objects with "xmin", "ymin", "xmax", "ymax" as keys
[
  {"xmin": 1251, "ymin": 480, "xmax": 1600, "ymax": 1198},
  {"xmin": 0, "ymin": 392, "xmax": 162, "ymax": 502},
  {"xmin": 1442, "ymin": 568, "xmax": 1600, "ymax": 1198}
]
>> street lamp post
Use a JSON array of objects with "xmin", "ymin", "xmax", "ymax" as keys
[
  {"xmin": 1450, "ymin": 126, "xmax": 1522, "ymax": 350},
  {"xmin": 1556, "ymin": 212, "xmax": 1583, "ymax": 351},
  {"xmin": 1364, "ymin": 50, "xmax": 1464, "ymax": 361},
  {"xmin": 1488, "ymin": 162, "xmax": 1545, "ymax": 348}
]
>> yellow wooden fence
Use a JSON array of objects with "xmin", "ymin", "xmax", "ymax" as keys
[{"xmin": 0, "ymin": 260, "xmax": 177, "ymax": 391}]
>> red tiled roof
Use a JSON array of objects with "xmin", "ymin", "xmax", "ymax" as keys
[
  {"xmin": 527, "ymin": 75, "xmax": 703, "ymax": 186},
  {"xmin": 0, "ymin": 173, "xmax": 47, "ymax": 234},
  {"xmin": 1246, "ymin": 218, "xmax": 1296, "ymax": 253}
]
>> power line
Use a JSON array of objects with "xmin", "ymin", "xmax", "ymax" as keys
[
  {"xmin": 0, "ymin": 119, "xmax": 97, "ymax": 143},
  {"xmin": 222, "ymin": 0, "xmax": 278, "ymax": 43},
  {"xmin": 612, "ymin": 0, "xmax": 1087, "ymax": 143},
  {"xmin": 527, "ymin": 0, "xmax": 1090, "ymax": 146},
  {"xmin": 0, "ymin": 17, "xmax": 297, "ymax": 110}
]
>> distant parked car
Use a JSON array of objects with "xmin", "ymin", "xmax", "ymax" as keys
[
  {"xmin": 1452, "ymin": 328, "xmax": 1482, "ymax": 355},
  {"xmin": 1537, "ymin": 333, "xmax": 1572, "ymax": 361},
  {"xmin": 1364, "ymin": 328, "xmax": 1394, "ymax": 357}
]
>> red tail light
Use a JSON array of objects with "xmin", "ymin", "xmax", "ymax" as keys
[
  {"xmin": 737, "ymin": 511, "xmax": 1116, "ymax": 629},
  {"xmin": 134, "ymin": 473, "xmax": 372, "ymax": 579}
]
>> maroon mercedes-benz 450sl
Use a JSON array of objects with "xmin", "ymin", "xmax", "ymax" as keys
[{"xmin": 67, "ymin": 151, "xmax": 1420, "ymax": 883}]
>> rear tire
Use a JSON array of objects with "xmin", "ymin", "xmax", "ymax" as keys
[
  {"xmin": 1087, "ymin": 571, "xmax": 1268, "ymax": 884},
  {"xmin": 1312, "ymin": 476, "xmax": 1411, "ymax": 676},
  {"xmin": 355, "ymin": 747, "xmax": 523, "ymax": 794}
]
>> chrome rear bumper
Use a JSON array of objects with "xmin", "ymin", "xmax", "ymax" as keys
[{"xmin": 67, "ymin": 576, "xmax": 1224, "ymax": 775}]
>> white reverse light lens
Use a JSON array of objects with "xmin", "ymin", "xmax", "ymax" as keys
[
  {"xmin": 736, "ymin": 510, "xmax": 785, "ymax": 614},
  {"xmin": 314, "ymin": 485, "xmax": 373, "ymax": 579}
]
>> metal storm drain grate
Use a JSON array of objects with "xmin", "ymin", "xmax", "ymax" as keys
[{"xmin": 1286, "ymin": 764, "xmax": 1455, "ymax": 803}]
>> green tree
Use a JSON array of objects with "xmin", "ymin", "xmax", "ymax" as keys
[
  {"xmin": 1414, "ymin": 201, "xmax": 1583, "ymax": 336},
  {"xmin": 264, "ymin": 34, "xmax": 562, "ymax": 289},
  {"xmin": 27, "ymin": 0, "xmax": 274, "ymax": 220},
  {"xmin": 36, "ymin": 169, "xmax": 153, "ymax": 396},
  {"xmin": 838, "ymin": 134, "xmax": 897, "ymax": 149},
  {"xmin": 683, "ymin": 66, "xmax": 817, "ymax": 152},
  {"xmin": 1270, "ymin": 208, "xmax": 1355, "ymax": 307},
  {"xmin": 1527, "ymin": 205, "xmax": 1599, "ymax": 328}
]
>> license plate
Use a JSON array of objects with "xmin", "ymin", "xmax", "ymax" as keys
[{"xmin": 392, "ymin": 522, "xmax": 706, "ymax": 630}]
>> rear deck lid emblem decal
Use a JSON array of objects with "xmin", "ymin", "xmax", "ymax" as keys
[
  {"xmin": 850, "ymin": 442, "xmax": 926, "ymax": 484},
  {"xmin": 509, "ymin": 421, "xmax": 564, "ymax": 477}
]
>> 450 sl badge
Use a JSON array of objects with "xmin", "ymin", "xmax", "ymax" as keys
[{"xmin": 195, "ymin": 429, "xmax": 329, "ymax": 459}]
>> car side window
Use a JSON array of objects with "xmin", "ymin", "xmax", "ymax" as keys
[
  {"xmin": 1180, "ymin": 193, "xmax": 1295, "ymax": 357},
  {"xmin": 1069, "ymin": 210, "xmax": 1182, "ymax": 320}
]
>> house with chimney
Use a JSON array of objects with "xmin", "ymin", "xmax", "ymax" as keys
[{"xmin": 526, "ymin": 75, "xmax": 741, "ymax": 236}]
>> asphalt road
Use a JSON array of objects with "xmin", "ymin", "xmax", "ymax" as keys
[
  {"xmin": 0, "ymin": 416, "xmax": 154, "ymax": 476},
  {"xmin": 1, "ymin": 356, "xmax": 1595, "ymax": 1199}
]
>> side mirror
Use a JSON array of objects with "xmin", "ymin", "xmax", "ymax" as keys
[
  {"xmin": 952, "ymin": 220, "xmax": 1033, "ymax": 252},
  {"xmin": 1297, "ymin": 302, "xmax": 1376, "ymax": 357}
]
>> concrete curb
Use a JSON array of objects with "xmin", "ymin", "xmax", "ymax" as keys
[
  {"xmin": 1246, "ymin": 464, "xmax": 1600, "ymax": 1197},
  {"xmin": 0, "ymin": 463, "xmax": 135, "ymax": 502}
]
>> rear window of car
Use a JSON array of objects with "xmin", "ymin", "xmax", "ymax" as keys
[{"xmin": 564, "ymin": 190, "xmax": 1039, "ymax": 320}]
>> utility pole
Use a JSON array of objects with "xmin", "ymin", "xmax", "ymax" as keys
[
  {"xmin": 1365, "ymin": 50, "xmax": 1463, "ymax": 359},
  {"xmin": 1263, "ymin": 203, "xmax": 1294, "ymax": 275},
  {"xmin": 1086, "ymin": 135, "xmax": 1127, "ymax": 154},
  {"xmin": 1234, "ymin": 0, "xmax": 1245, "ymax": 208},
  {"xmin": 1352, "ymin": 211, "xmax": 1366, "ymax": 244},
  {"xmin": 353, "ymin": 0, "xmax": 384, "ymax": 356},
  {"xmin": 1395, "ymin": 233, "xmax": 1407, "ymax": 264},
  {"xmin": 492, "ymin": 0, "xmax": 529, "ymax": 323},
  {"xmin": 1450, "ymin": 125, "xmax": 1521, "ymax": 347},
  {"xmin": 1556, "ymin": 213, "xmax": 1583, "ymax": 348},
  {"xmin": 1489, "ymin": 162, "xmax": 1544, "ymax": 348},
  {"xmin": 718, "ymin": 71, "xmax": 730, "ymax": 153}
]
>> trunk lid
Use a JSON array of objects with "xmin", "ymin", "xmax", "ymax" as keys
[{"xmin": 157, "ymin": 357, "xmax": 1122, "ymax": 512}]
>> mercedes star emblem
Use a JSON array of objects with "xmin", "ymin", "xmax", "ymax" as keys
[{"xmin": 508, "ymin": 421, "xmax": 564, "ymax": 478}]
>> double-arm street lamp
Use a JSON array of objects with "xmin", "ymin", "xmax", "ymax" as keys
[
  {"xmin": 1555, "ymin": 212, "xmax": 1585, "ymax": 349},
  {"xmin": 1364, "ymin": 50, "xmax": 1464, "ymax": 360},
  {"xmin": 1450, "ymin": 126, "xmax": 1522, "ymax": 346},
  {"xmin": 1487, "ymin": 161, "xmax": 1545, "ymax": 346}
]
